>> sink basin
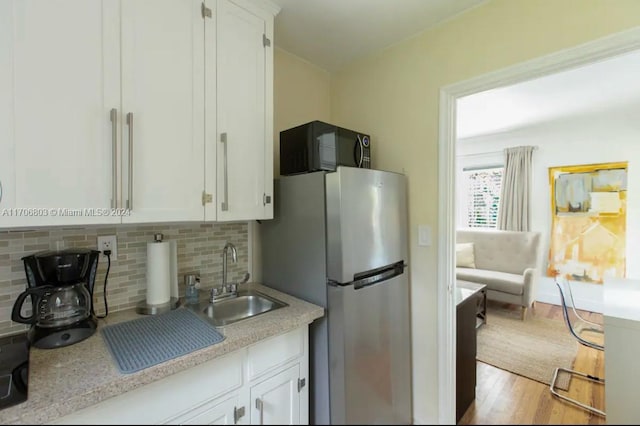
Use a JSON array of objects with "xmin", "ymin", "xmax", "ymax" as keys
[{"xmin": 196, "ymin": 290, "xmax": 288, "ymax": 327}]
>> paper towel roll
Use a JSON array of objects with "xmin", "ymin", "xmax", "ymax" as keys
[
  {"xmin": 169, "ymin": 240, "xmax": 179, "ymax": 299},
  {"xmin": 146, "ymin": 240, "xmax": 171, "ymax": 305}
]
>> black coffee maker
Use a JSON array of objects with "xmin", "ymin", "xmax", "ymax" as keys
[{"xmin": 11, "ymin": 249, "xmax": 100, "ymax": 349}]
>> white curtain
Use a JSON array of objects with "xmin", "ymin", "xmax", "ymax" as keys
[{"xmin": 497, "ymin": 146, "xmax": 535, "ymax": 231}]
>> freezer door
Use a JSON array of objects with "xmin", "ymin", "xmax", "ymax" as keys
[
  {"xmin": 326, "ymin": 167, "xmax": 408, "ymax": 284},
  {"xmin": 327, "ymin": 269, "xmax": 412, "ymax": 425}
]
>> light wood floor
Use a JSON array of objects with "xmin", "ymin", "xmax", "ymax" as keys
[{"xmin": 459, "ymin": 302, "xmax": 605, "ymax": 425}]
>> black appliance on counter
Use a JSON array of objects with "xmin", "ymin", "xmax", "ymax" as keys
[
  {"xmin": 279, "ymin": 120, "xmax": 371, "ymax": 175},
  {"xmin": 11, "ymin": 249, "xmax": 100, "ymax": 349},
  {"xmin": 0, "ymin": 332, "xmax": 29, "ymax": 411}
]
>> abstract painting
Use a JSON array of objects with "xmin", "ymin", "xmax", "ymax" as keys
[{"xmin": 547, "ymin": 162, "xmax": 627, "ymax": 284}]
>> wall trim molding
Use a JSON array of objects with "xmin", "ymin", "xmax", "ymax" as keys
[
  {"xmin": 437, "ymin": 25, "xmax": 640, "ymax": 424},
  {"xmin": 536, "ymin": 290, "xmax": 604, "ymax": 314}
]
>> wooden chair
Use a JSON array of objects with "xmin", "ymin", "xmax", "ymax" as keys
[{"xmin": 549, "ymin": 275, "xmax": 605, "ymax": 417}]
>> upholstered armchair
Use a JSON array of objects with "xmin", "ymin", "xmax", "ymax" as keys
[{"xmin": 456, "ymin": 229, "xmax": 543, "ymax": 320}]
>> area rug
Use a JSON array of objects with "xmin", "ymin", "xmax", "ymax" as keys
[{"xmin": 477, "ymin": 303, "xmax": 576, "ymax": 390}]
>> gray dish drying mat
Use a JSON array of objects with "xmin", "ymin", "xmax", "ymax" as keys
[{"xmin": 101, "ymin": 308, "xmax": 224, "ymax": 374}]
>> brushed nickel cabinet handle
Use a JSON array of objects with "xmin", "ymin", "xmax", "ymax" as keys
[
  {"xmin": 221, "ymin": 132, "xmax": 228, "ymax": 211},
  {"xmin": 255, "ymin": 398, "xmax": 264, "ymax": 425},
  {"xmin": 126, "ymin": 112, "xmax": 134, "ymax": 210},
  {"xmin": 110, "ymin": 108, "xmax": 118, "ymax": 208}
]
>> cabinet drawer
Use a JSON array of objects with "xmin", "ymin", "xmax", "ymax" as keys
[
  {"xmin": 247, "ymin": 328, "xmax": 303, "ymax": 382},
  {"xmin": 50, "ymin": 353, "xmax": 242, "ymax": 425}
]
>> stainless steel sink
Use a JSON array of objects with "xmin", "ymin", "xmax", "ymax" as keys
[{"xmin": 195, "ymin": 290, "xmax": 288, "ymax": 327}]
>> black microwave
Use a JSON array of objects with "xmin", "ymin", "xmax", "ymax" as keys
[{"xmin": 279, "ymin": 120, "xmax": 371, "ymax": 175}]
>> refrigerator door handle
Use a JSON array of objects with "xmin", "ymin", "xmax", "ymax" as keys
[{"xmin": 353, "ymin": 261, "xmax": 406, "ymax": 290}]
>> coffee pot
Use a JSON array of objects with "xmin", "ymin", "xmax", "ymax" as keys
[
  {"xmin": 12, "ymin": 249, "xmax": 100, "ymax": 349},
  {"xmin": 12, "ymin": 282, "xmax": 92, "ymax": 328}
]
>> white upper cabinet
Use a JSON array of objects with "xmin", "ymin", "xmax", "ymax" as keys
[
  {"xmin": 121, "ymin": 0, "xmax": 205, "ymax": 224},
  {"xmin": 0, "ymin": 0, "xmax": 121, "ymax": 227},
  {"xmin": 0, "ymin": 0, "xmax": 277, "ymax": 229},
  {"xmin": 205, "ymin": 0, "xmax": 274, "ymax": 221}
]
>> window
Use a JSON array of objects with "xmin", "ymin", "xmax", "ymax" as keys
[{"xmin": 462, "ymin": 166, "xmax": 503, "ymax": 228}]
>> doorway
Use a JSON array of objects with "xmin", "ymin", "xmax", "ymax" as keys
[{"xmin": 437, "ymin": 26, "xmax": 640, "ymax": 424}]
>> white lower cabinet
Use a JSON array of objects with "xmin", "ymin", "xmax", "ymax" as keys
[
  {"xmin": 49, "ymin": 326, "xmax": 309, "ymax": 426},
  {"xmin": 250, "ymin": 364, "xmax": 301, "ymax": 425}
]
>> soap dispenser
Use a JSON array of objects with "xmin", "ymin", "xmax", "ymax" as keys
[{"xmin": 184, "ymin": 273, "xmax": 201, "ymax": 305}]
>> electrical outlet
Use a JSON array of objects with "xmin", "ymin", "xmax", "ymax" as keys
[{"xmin": 97, "ymin": 235, "xmax": 117, "ymax": 259}]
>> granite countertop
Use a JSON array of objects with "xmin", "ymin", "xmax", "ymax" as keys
[{"xmin": 0, "ymin": 283, "xmax": 324, "ymax": 425}]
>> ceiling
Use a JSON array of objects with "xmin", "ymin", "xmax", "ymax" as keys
[
  {"xmin": 271, "ymin": 0, "xmax": 486, "ymax": 72},
  {"xmin": 457, "ymin": 48, "xmax": 640, "ymax": 139}
]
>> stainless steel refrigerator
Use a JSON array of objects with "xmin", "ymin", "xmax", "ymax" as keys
[{"xmin": 261, "ymin": 166, "xmax": 412, "ymax": 425}]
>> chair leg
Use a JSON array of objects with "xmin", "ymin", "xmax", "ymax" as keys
[
  {"xmin": 549, "ymin": 367, "xmax": 605, "ymax": 417},
  {"xmin": 521, "ymin": 306, "xmax": 527, "ymax": 320},
  {"xmin": 531, "ymin": 301, "xmax": 536, "ymax": 310}
]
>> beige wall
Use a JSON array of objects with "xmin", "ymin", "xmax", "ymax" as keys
[
  {"xmin": 329, "ymin": 0, "xmax": 640, "ymax": 423},
  {"xmin": 272, "ymin": 47, "xmax": 331, "ymax": 177},
  {"xmin": 252, "ymin": 47, "xmax": 332, "ymax": 282}
]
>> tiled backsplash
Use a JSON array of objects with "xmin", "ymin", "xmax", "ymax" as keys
[{"xmin": 0, "ymin": 222, "xmax": 248, "ymax": 337}]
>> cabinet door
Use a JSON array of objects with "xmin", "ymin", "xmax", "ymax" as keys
[
  {"xmin": 121, "ymin": 0, "xmax": 205, "ymax": 224},
  {"xmin": 167, "ymin": 394, "xmax": 242, "ymax": 425},
  {"xmin": 250, "ymin": 364, "xmax": 300, "ymax": 425},
  {"xmin": 0, "ymin": 0, "xmax": 121, "ymax": 228},
  {"xmin": 206, "ymin": 0, "xmax": 268, "ymax": 221}
]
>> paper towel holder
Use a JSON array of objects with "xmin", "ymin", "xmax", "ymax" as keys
[
  {"xmin": 136, "ymin": 233, "xmax": 181, "ymax": 315},
  {"xmin": 136, "ymin": 297, "xmax": 180, "ymax": 315}
]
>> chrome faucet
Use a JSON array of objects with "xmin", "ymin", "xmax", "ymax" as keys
[
  {"xmin": 210, "ymin": 270, "xmax": 251, "ymax": 303},
  {"xmin": 210, "ymin": 242, "xmax": 238, "ymax": 302},
  {"xmin": 222, "ymin": 242, "xmax": 237, "ymax": 291},
  {"xmin": 208, "ymin": 244, "xmax": 254, "ymax": 303}
]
